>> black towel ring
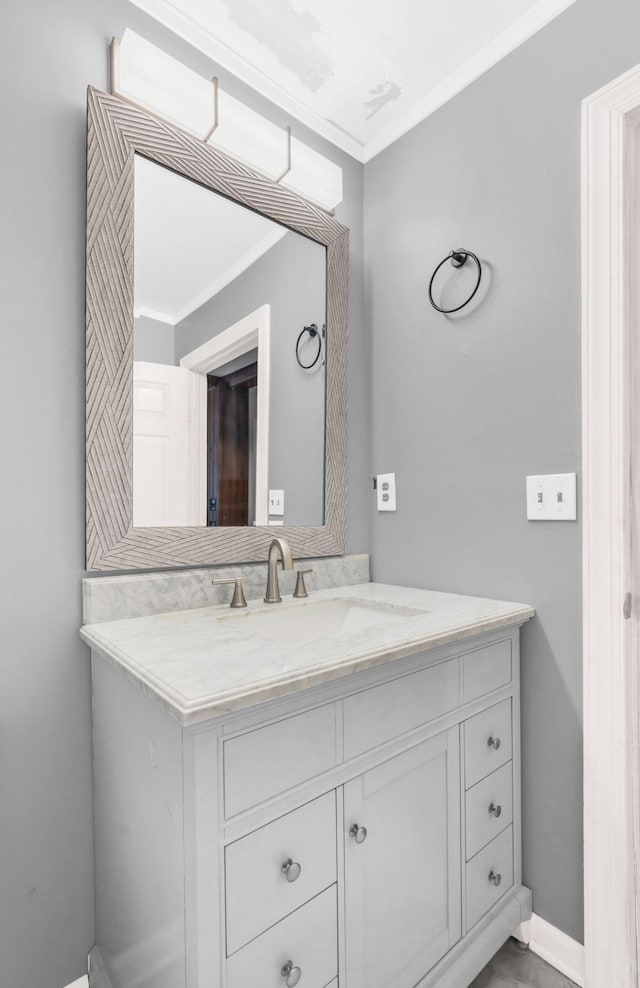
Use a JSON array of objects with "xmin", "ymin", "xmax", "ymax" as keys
[
  {"xmin": 296, "ymin": 323, "xmax": 324, "ymax": 369},
  {"xmin": 428, "ymin": 249, "xmax": 482, "ymax": 313}
]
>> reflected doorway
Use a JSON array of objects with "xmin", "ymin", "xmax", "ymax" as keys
[{"xmin": 207, "ymin": 361, "xmax": 258, "ymax": 526}]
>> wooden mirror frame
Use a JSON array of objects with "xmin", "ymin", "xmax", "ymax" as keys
[{"xmin": 86, "ymin": 88, "xmax": 348, "ymax": 571}]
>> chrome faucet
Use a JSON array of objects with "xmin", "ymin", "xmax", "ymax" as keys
[{"xmin": 264, "ymin": 537, "xmax": 294, "ymax": 604}]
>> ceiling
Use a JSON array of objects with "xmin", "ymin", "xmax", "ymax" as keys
[
  {"xmin": 134, "ymin": 155, "xmax": 286, "ymax": 324},
  {"xmin": 131, "ymin": 0, "xmax": 576, "ymax": 162}
]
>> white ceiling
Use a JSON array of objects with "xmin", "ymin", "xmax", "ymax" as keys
[
  {"xmin": 134, "ymin": 154, "xmax": 286, "ymax": 324},
  {"xmin": 131, "ymin": 0, "xmax": 576, "ymax": 162}
]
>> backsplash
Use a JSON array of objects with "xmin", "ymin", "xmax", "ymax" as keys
[{"xmin": 83, "ymin": 553, "xmax": 370, "ymax": 624}]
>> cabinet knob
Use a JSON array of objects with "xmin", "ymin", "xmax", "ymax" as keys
[
  {"xmin": 281, "ymin": 960, "xmax": 302, "ymax": 986},
  {"xmin": 281, "ymin": 858, "xmax": 302, "ymax": 883},
  {"xmin": 488, "ymin": 869, "xmax": 502, "ymax": 887},
  {"xmin": 489, "ymin": 802, "xmax": 502, "ymax": 818},
  {"xmin": 487, "ymin": 736, "xmax": 501, "ymax": 750},
  {"xmin": 349, "ymin": 823, "xmax": 368, "ymax": 844}
]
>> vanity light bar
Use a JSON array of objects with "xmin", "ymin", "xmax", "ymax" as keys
[
  {"xmin": 111, "ymin": 31, "xmax": 214, "ymax": 139},
  {"xmin": 281, "ymin": 137, "xmax": 344, "ymax": 213},
  {"xmin": 208, "ymin": 88, "xmax": 291, "ymax": 182},
  {"xmin": 110, "ymin": 30, "xmax": 343, "ymax": 210}
]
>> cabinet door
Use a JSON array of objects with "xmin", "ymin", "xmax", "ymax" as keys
[{"xmin": 344, "ymin": 728, "xmax": 461, "ymax": 988}]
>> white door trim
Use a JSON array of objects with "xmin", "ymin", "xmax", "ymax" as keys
[
  {"xmin": 582, "ymin": 63, "xmax": 640, "ymax": 988},
  {"xmin": 180, "ymin": 304, "xmax": 270, "ymax": 526}
]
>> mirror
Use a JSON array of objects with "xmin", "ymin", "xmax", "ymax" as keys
[
  {"xmin": 85, "ymin": 88, "xmax": 347, "ymax": 571},
  {"xmin": 133, "ymin": 155, "xmax": 326, "ymax": 529}
]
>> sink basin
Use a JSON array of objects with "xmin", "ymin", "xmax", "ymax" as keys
[{"xmin": 218, "ymin": 597, "xmax": 425, "ymax": 645}]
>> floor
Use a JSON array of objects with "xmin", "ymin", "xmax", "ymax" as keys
[{"xmin": 470, "ymin": 938, "xmax": 579, "ymax": 988}]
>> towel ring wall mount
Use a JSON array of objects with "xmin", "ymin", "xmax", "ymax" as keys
[
  {"xmin": 428, "ymin": 249, "xmax": 482, "ymax": 313},
  {"xmin": 296, "ymin": 323, "xmax": 325, "ymax": 369}
]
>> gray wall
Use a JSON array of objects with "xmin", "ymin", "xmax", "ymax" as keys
[
  {"xmin": 0, "ymin": 4, "xmax": 366, "ymax": 987},
  {"xmin": 176, "ymin": 231, "xmax": 326, "ymax": 525},
  {"xmin": 365, "ymin": 0, "xmax": 640, "ymax": 944},
  {"xmin": 133, "ymin": 315, "xmax": 176, "ymax": 365}
]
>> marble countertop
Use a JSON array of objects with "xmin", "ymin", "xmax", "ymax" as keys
[{"xmin": 81, "ymin": 583, "xmax": 534, "ymax": 725}]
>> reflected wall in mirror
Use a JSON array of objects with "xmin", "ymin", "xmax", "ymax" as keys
[
  {"xmin": 132, "ymin": 156, "xmax": 326, "ymax": 529},
  {"xmin": 85, "ymin": 88, "xmax": 347, "ymax": 571}
]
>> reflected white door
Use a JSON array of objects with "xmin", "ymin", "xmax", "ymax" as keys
[{"xmin": 133, "ymin": 361, "xmax": 206, "ymax": 527}]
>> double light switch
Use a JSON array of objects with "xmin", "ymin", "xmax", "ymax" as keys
[{"xmin": 526, "ymin": 474, "xmax": 577, "ymax": 520}]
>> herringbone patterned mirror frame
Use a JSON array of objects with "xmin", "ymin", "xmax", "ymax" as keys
[{"xmin": 86, "ymin": 88, "xmax": 348, "ymax": 571}]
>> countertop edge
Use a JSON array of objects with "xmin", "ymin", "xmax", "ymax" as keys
[{"xmin": 81, "ymin": 603, "xmax": 534, "ymax": 726}]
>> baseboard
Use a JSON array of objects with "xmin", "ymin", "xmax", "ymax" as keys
[
  {"xmin": 513, "ymin": 912, "xmax": 584, "ymax": 986},
  {"xmin": 64, "ymin": 978, "xmax": 89, "ymax": 988},
  {"xmin": 88, "ymin": 947, "xmax": 114, "ymax": 988}
]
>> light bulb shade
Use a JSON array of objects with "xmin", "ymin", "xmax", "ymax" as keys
[
  {"xmin": 112, "ymin": 29, "xmax": 214, "ymax": 139},
  {"xmin": 208, "ymin": 90, "xmax": 290, "ymax": 181},
  {"xmin": 280, "ymin": 137, "xmax": 343, "ymax": 211}
]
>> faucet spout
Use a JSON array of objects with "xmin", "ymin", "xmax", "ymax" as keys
[{"xmin": 264, "ymin": 537, "xmax": 294, "ymax": 604}]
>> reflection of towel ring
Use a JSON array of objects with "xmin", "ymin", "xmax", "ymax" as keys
[
  {"xmin": 296, "ymin": 323, "xmax": 324, "ymax": 369},
  {"xmin": 428, "ymin": 249, "xmax": 482, "ymax": 313}
]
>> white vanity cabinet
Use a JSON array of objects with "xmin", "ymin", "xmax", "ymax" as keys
[
  {"xmin": 343, "ymin": 729, "xmax": 461, "ymax": 988},
  {"xmin": 90, "ymin": 623, "xmax": 531, "ymax": 988}
]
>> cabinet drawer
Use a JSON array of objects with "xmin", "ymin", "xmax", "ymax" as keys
[
  {"xmin": 466, "ymin": 825, "xmax": 514, "ymax": 930},
  {"xmin": 226, "ymin": 886, "xmax": 338, "ymax": 988},
  {"xmin": 464, "ymin": 698, "xmax": 512, "ymax": 789},
  {"xmin": 225, "ymin": 792, "xmax": 337, "ymax": 955},
  {"xmin": 465, "ymin": 762, "xmax": 513, "ymax": 860},
  {"xmin": 461, "ymin": 639, "xmax": 512, "ymax": 704},
  {"xmin": 343, "ymin": 657, "xmax": 459, "ymax": 760},
  {"xmin": 224, "ymin": 704, "xmax": 338, "ymax": 817}
]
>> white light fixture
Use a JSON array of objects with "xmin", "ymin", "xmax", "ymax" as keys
[
  {"xmin": 280, "ymin": 137, "xmax": 343, "ymax": 211},
  {"xmin": 111, "ymin": 30, "xmax": 342, "ymax": 211},
  {"xmin": 208, "ymin": 89, "xmax": 290, "ymax": 182},
  {"xmin": 111, "ymin": 29, "xmax": 214, "ymax": 139}
]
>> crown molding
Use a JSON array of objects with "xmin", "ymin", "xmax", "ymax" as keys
[{"xmin": 131, "ymin": 0, "xmax": 577, "ymax": 164}]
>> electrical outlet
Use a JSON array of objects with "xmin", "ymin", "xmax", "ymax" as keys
[
  {"xmin": 268, "ymin": 489, "xmax": 284, "ymax": 516},
  {"xmin": 526, "ymin": 473, "xmax": 577, "ymax": 520},
  {"xmin": 376, "ymin": 473, "xmax": 397, "ymax": 512}
]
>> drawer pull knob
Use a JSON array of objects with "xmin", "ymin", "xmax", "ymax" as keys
[
  {"xmin": 281, "ymin": 858, "xmax": 302, "ymax": 883},
  {"xmin": 281, "ymin": 960, "xmax": 302, "ymax": 986},
  {"xmin": 488, "ymin": 869, "xmax": 502, "ymax": 887},
  {"xmin": 487, "ymin": 736, "xmax": 501, "ymax": 750},
  {"xmin": 489, "ymin": 802, "xmax": 502, "ymax": 818},
  {"xmin": 349, "ymin": 823, "xmax": 368, "ymax": 844}
]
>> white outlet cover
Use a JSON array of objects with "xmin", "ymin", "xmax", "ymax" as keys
[
  {"xmin": 526, "ymin": 473, "xmax": 577, "ymax": 521},
  {"xmin": 268, "ymin": 489, "xmax": 284, "ymax": 516},
  {"xmin": 376, "ymin": 473, "xmax": 397, "ymax": 512}
]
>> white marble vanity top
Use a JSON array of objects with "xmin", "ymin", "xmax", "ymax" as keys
[{"xmin": 81, "ymin": 582, "xmax": 534, "ymax": 725}]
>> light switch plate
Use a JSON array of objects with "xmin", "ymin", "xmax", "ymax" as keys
[
  {"xmin": 376, "ymin": 473, "xmax": 397, "ymax": 511},
  {"xmin": 268, "ymin": 489, "xmax": 284, "ymax": 516},
  {"xmin": 526, "ymin": 473, "xmax": 577, "ymax": 520}
]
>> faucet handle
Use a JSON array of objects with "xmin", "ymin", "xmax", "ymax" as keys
[
  {"xmin": 211, "ymin": 576, "xmax": 247, "ymax": 608},
  {"xmin": 293, "ymin": 569, "xmax": 314, "ymax": 599}
]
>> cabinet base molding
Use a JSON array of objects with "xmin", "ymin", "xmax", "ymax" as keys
[
  {"xmin": 513, "ymin": 913, "xmax": 584, "ymax": 987},
  {"xmin": 417, "ymin": 885, "xmax": 532, "ymax": 988},
  {"xmin": 87, "ymin": 894, "xmax": 532, "ymax": 988}
]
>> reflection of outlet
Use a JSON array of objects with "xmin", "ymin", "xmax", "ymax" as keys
[
  {"xmin": 269, "ymin": 489, "xmax": 284, "ymax": 516},
  {"xmin": 526, "ymin": 474, "xmax": 577, "ymax": 520}
]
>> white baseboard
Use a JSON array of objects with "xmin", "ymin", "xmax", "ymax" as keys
[
  {"xmin": 513, "ymin": 913, "xmax": 584, "ymax": 986},
  {"xmin": 64, "ymin": 978, "xmax": 89, "ymax": 988}
]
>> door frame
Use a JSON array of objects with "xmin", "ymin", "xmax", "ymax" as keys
[
  {"xmin": 582, "ymin": 63, "xmax": 640, "ymax": 986},
  {"xmin": 180, "ymin": 304, "xmax": 270, "ymax": 526}
]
